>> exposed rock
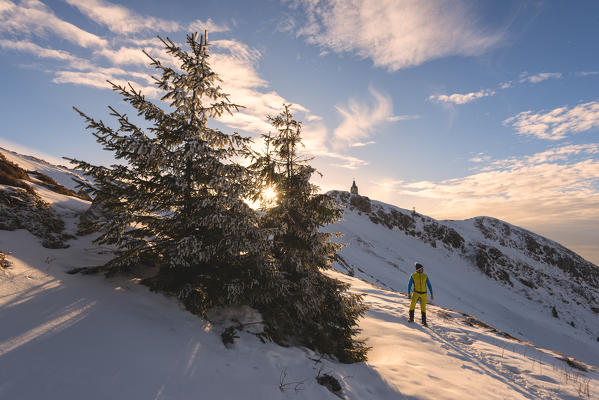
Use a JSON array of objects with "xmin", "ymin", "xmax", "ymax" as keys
[
  {"xmin": 331, "ymin": 191, "xmax": 464, "ymax": 251},
  {"xmin": 0, "ymin": 186, "xmax": 69, "ymax": 248},
  {"xmin": 349, "ymin": 194, "xmax": 371, "ymax": 213}
]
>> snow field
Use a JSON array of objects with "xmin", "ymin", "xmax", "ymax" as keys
[{"xmin": 1, "ymin": 225, "xmax": 597, "ymax": 399}]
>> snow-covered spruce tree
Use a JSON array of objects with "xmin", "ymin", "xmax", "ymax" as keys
[
  {"xmin": 67, "ymin": 32, "xmax": 281, "ymax": 315},
  {"xmin": 250, "ymin": 105, "xmax": 369, "ymax": 363}
]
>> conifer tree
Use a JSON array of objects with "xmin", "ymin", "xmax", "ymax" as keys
[
  {"xmin": 252, "ymin": 105, "xmax": 369, "ymax": 363},
  {"xmin": 68, "ymin": 32, "xmax": 280, "ymax": 314}
]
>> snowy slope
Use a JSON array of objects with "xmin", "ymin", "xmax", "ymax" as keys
[
  {"xmin": 2, "ymin": 147, "xmax": 599, "ymax": 399},
  {"xmin": 326, "ymin": 191, "xmax": 599, "ymax": 368},
  {"xmin": 0, "ymin": 146, "xmax": 90, "ymax": 191},
  {"xmin": 1, "ymin": 229, "xmax": 598, "ymax": 399}
]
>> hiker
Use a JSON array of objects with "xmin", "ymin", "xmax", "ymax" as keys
[{"xmin": 407, "ymin": 262, "xmax": 434, "ymax": 326}]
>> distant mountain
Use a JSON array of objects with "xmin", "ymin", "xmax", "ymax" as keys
[{"xmin": 327, "ymin": 191, "xmax": 599, "ymax": 366}]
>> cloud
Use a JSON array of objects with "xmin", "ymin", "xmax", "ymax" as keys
[
  {"xmin": 504, "ymin": 100, "xmax": 599, "ymax": 140},
  {"xmin": 519, "ymin": 72, "xmax": 562, "ymax": 84},
  {"xmin": 52, "ymin": 69, "xmax": 160, "ymax": 97},
  {"xmin": 294, "ymin": 0, "xmax": 503, "ymax": 71},
  {"xmin": 429, "ymin": 89, "xmax": 495, "ymax": 105},
  {"xmin": 301, "ymin": 123, "xmax": 369, "ymax": 169},
  {"xmin": 0, "ymin": 0, "xmax": 368, "ymax": 173},
  {"xmin": 0, "ymin": 1, "xmax": 314, "ymax": 135},
  {"xmin": 333, "ymin": 87, "xmax": 412, "ymax": 145},
  {"xmin": 0, "ymin": 38, "xmax": 158, "ymax": 95},
  {"xmin": 94, "ymin": 46, "xmax": 155, "ymax": 66},
  {"xmin": 0, "ymin": 0, "xmax": 107, "ymax": 48},
  {"xmin": 0, "ymin": 39, "xmax": 81, "ymax": 62},
  {"xmin": 350, "ymin": 141, "xmax": 376, "ymax": 147},
  {"xmin": 65, "ymin": 0, "xmax": 227, "ymax": 35},
  {"xmin": 469, "ymin": 153, "xmax": 491, "ymax": 163},
  {"xmin": 207, "ymin": 40, "xmax": 316, "ymax": 134},
  {"xmin": 577, "ymin": 71, "xmax": 599, "ymax": 77},
  {"xmin": 276, "ymin": 13, "xmax": 297, "ymax": 33},
  {"xmin": 373, "ymin": 144, "xmax": 599, "ymax": 227}
]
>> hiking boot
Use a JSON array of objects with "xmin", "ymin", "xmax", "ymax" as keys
[
  {"xmin": 421, "ymin": 311, "xmax": 428, "ymax": 327},
  {"xmin": 409, "ymin": 310, "xmax": 414, "ymax": 323}
]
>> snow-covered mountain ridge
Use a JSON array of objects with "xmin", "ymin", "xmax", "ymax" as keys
[{"xmin": 327, "ymin": 190, "xmax": 599, "ymax": 367}]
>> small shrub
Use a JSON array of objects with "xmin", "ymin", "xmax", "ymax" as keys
[
  {"xmin": 0, "ymin": 153, "xmax": 29, "ymax": 180},
  {"xmin": 557, "ymin": 356, "xmax": 588, "ymax": 372},
  {"xmin": 221, "ymin": 326, "xmax": 240, "ymax": 347},
  {"xmin": 0, "ymin": 251, "xmax": 10, "ymax": 269},
  {"xmin": 0, "ymin": 153, "xmax": 31, "ymax": 191}
]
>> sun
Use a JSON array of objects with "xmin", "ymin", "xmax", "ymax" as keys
[{"xmin": 261, "ymin": 186, "xmax": 278, "ymax": 206}]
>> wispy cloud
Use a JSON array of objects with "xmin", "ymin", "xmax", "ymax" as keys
[
  {"xmin": 52, "ymin": 69, "xmax": 160, "ymax": 97},
  {"xmin": 350, "ymin": 141, "xmax": 376, "ymax": 147},
  {"xmin": 0, "ymin": 0, "xmax": 313, "ymax": 128},
  {"xmin": 94, "ymin": 46, "xmax": 155, "ymax": 66},
  {"xmin": 0, "ymin": 38, "xmax": 158, "ymax": 95},
  {"xmin": 429, "ymin": 89, "xmax": 495, "ymax": 105},
  {"xmin": 0, "ymin": 0, "xmax": 377, "ymax": 173},
  {"xmin": 294, "ymin": 0, "xmax": 503, "ymax": 71},
  {"xmin": 302, "ymin": 123, "xmax": 369, "ymax": 170},
  {"xmin": 469, "ymin": 152, "xmax": 491, "ymax": 163},
  {"xmin": 373, "ymin": 144, "xmax": 599, "ymax": 225},
  {"xmin": 577, "ymin": 71, "xmax": 599, "ymax": 77},
  {"xmin": 64, "ymin": 0, "xmax": 227, "ymax": 35},
  {"xmin": 519, "ymin": 72, "xmax": 563, "ymax": 84},
  {"xmin": 504, "ymin": 100, "xmax": 599, "ymax": 140},
  {"xmin": 0, "ymin": 39, "xmax": 82, "ymax": 62},
  {"xmin": 209, "ymin": 40, "xmax": 316, "ymax": 134},
  {"xmin": 334, "ymin": 87, "xmax": 416, "ymax": 146},
  {"xmin": 0, "ymin": 0, "xmax": 107, "ymax": 48}
]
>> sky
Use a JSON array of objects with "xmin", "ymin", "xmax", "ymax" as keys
[{"xmin": 0, "ymin": 0, "xmax": 598, "ymax": 265}]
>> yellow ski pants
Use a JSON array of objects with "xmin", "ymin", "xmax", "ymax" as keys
[{"xmin": 409, "ymin": 292, "xmax": 427, "ymax": 313}]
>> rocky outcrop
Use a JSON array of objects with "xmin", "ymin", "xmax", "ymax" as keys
[
  {"xmin": 330, "ymin": 190, "xmax": 599, "ymax": 321},
  {"xmin": 330, "ymin": 190, "xmax": 464, "ymax": 251},
  {"xmin": 0, "ymin": 186, "xmax": 70, "ymax": 248},
  {"xmin": 471, "ymin": 217, "xmax": 599, "ymax": 296}
]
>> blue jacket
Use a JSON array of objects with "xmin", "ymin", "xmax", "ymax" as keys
[{"xmin": 408, "ymin": 274, "xmax": 433, "ymax": 296}]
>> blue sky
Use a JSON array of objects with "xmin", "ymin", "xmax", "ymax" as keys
[{"xmin": 1, "ymin": 0, "xmax": 598, "ymax": 264}]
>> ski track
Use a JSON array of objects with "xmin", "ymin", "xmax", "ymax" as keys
[
  {"xmin": 427, "ymin": 322, "xmax": 547, "ymax": 399},
  {"xmin": 346, "ymin": 272, "xmax": 599, "ymax": 400}
]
